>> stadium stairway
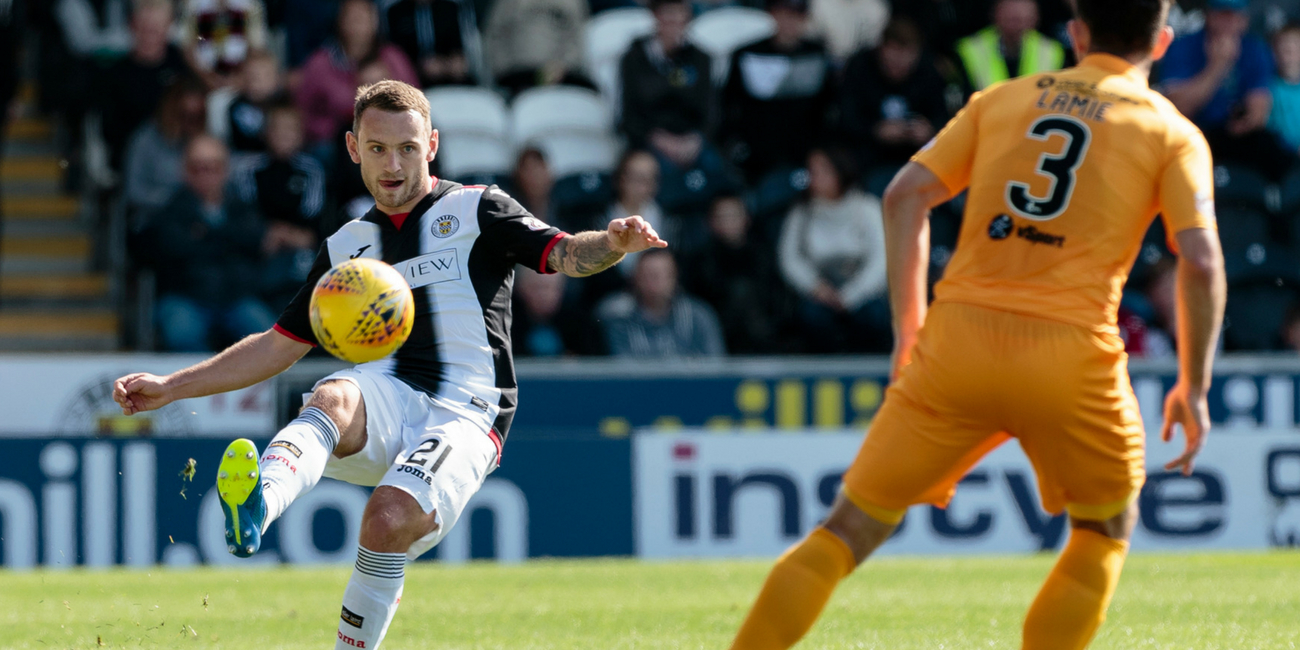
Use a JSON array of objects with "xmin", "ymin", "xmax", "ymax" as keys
[{"xmin": 0, "ymin": 86, "xmax": 117, "ymax": 351}]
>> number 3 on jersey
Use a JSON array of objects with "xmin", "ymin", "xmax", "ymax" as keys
[{"xmin": 1005, "ymin": 115, "xmax": 1092, "ymax": 221}]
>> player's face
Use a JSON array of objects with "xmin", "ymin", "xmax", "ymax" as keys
[{"xmin": 348, "ymin": 108, "xmax": 437, "ymax": 213}]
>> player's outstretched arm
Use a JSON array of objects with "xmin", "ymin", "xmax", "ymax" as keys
[
  {"xmin": 881, "ymin": 162, "xmax": 955, "ymax": 380},
  {"xmin": 113, "ymin": 329, "xmax": 312, "ymax": 416},
  {"xmin": 1161, "ymin": 227, "xmax": 1226, "ymax": 476},
  {"xmin": 547, "ymin": 216, "xmax": 668, "ymax": 277}
]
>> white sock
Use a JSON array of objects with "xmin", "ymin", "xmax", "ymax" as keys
[
  {"xmin": 336, "ymin": 547, "xmax": 406, "ymax": 649},
  {"xmin": 259, "ymin": 406, "xmax": 339, "ymax": 529}
]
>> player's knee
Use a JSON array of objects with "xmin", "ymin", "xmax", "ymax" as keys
[
  {"xmin": 1071, "ymin": 499, "xmax": 1138, "ymax": 541},
  {"xmin": 821, "ymin": 494, "xmax": 897, "ymax": 564},
  {"xmin": 307, "ymin": 380, "xmax": 366, "ymax": 456},
  {"xmin": 359, "ymin": 486, "xmax": 437, "ymax": 552}
]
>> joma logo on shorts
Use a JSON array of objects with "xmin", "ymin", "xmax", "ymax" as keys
[{"xmin": 398, "ymin": 463, "xmax": 433, "ymax": 486}]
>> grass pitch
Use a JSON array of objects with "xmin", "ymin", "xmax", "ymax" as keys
[{"xmin": 3, "ymin": 553, "xmax": 1298, "ymax": 649}]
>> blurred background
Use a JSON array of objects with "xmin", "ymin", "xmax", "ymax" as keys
[{"xmin": 1, "ymin": 0, "xmax": 1300, "ymax": 570}]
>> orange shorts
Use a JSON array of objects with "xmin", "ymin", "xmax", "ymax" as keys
[{"xmin": 842, "ymin": 301, "xmax": 1146, "ymax": 524}]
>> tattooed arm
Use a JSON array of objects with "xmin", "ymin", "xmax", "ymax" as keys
[{"xmin": 547, "ymin": 216, "xmax": 668, "ymax": 277}]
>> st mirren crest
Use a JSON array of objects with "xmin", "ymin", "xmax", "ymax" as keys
[{"xmin": 433, "ymin": 214, "xmax": 460, "ymax": 238}]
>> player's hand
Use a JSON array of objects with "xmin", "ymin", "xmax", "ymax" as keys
[
  {"xmin": 113, "ymin": 373, "xmax": 176, "ymax": 416},
  {"xmin": 606, "ymin": 216, "xmax": 669, "ymax": 253},
  {"xmin": 1160, "ymin": 381, "xmax": 1210, "ymax": 476}
]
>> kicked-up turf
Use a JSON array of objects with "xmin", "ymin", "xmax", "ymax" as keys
[{"xmin": 2, "ymin": 552, "xmax": 1298, "ymax": 649}]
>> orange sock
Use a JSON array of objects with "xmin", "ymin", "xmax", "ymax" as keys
[
  {"xmin": 730, "ymin": 527, "xmax": 857, "ymax": 650},
  {"xmin": 1022, "ymin": 528, "xmax": 1129, "ymax": 650}
]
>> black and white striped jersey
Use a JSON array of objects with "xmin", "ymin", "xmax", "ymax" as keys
[{"xmin": 274, "ymin": 178, "xmax": 565, "ymax": 441}]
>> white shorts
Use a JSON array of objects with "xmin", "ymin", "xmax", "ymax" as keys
[{"xmin": 308, "ymin": 367, "xmax": 502, "ymax": 559}]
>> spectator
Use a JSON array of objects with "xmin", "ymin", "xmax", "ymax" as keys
[
  {"xmin": 620, "ymin": 0, "xmax": 734, "ymax": 214},
  {"xmin": 485, "ymin": 0, "xmax": 591, "ymax": 96},
  {"xmin": 0, "ymin": 0, "xmax": 23, "ymax": 166},
  {"xmin": 778, "ymin": 146, "xmax": 890, "ymax": 353},
  {"xmin": 179, "ymin": 0, "xmax": 269, "ymax": 86},
  {"xmin": 954, "ymin": 0, "xmax": 1064, "ymax": 93},
  {"xmin": 809, "ymin": 0, "xmax": 889, "ymax": 63},
  {"xmin": 511, "ymin": 271, "xmax": 605, "ymax": 356},
  {"xmin": 841, "ymin": 18, "xmax": 949, "ymax": 188},
  {"xmin": 602, "ymin": 150, "xmax": 672, "ymax": 274},
  {"xmin": 54, "ymin": 0, "xmax": 131, "ymax": 60},
  {"xmin": 297, "ymin": 0, "xmax": 418, "ymax": 147},
  {"xmin": 137, "ymin": 135, "xmax": 275, "ymax": 352},
  {"xmin": 284, "ymin": 0, "xmax": 339, "ymax": 69},
  {"xmin": 123, "ymin": 76, "xmax": 209, "ymax": 219},
  {"xmin": 513, "ymin": 147, "xmax": 557, "ymax": 225},
  {"xmin": 721, "ymin": 0, "xmax": 835, "ymax": 184},
  {"xmin": 331, "ymin": 56, "xmax": 397, "ymax": 220},
  {"xmin": 232, "ymin": 101, "xmax": 327, "ymax": 307},
  {"xmin": 1282, "ymin": 303, "xmax": 1300, "ymax": 353},
  {"xmin": 96, "ymin": 0, "xmax": 189, "ymax": 172},
  {"xmin": 226, "ymin": 50, "xmax": 286, "ymax": 153},
  {"xmin": 681, "ymin": 194, "xmax": 785, "ymax": 354},
  {"xmin": 891, "ymin": 0, "xmax": 990, "ymax": 59},
  {"xmin": 1160, "ymin": 0, "xmax": 1291, "ymax": 175},
  {"xmin": 598, "ymin": 249, "xmax": 726, "ymax": 358},
  {"xmin": 386, "ymin": 0, "xmax": 473, "ymax": 88},
  {"xmin": 1270, "ymin": 22, "xmax": 1300, "ymax": 153}
]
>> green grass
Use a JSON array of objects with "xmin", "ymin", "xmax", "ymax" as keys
[{"xmin": 3, "ymin": 553, "xmax": 1298, "ymax": 649}]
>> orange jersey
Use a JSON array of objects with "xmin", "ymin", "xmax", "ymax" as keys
[{"xmin": 913, "ymin": 53, "xmax": 1217, "ymax": 332}]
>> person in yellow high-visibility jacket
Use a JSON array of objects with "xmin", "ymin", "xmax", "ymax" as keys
[{"xmin": 957, "ymin": 0, "xmax": 1066, "ymax": 92}]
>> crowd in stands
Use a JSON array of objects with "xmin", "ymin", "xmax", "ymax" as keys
[{"xmin": 4, "ymin": 0, "xmax": 1300, "ymax": 357}]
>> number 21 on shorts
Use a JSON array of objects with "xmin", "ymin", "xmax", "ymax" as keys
[{"xmin": 1006, "ymin": 115, "xmax": 1092, "ymax": 221}]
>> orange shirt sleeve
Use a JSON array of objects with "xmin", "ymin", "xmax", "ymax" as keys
[
  {"xmin": 1158, "ymin": 126, "xmax": 1217, "ymax": 239},
  {"xmin": 911, "ymin": 90, "xmax": 982, "ymax": 195}
]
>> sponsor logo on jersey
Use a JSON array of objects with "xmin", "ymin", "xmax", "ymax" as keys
[
  {"xmin": 470, "ymin": 396, "xmax": 490, "ymax": 412},
  {"xmin": 1016, "ymin": 225, "xmax": 1066, "ymax": 248},
  {"xmin": 349, "ymin": 244, "xmax": 372, "ymax": 259},
  {"xmin": 392, "ymin": 249, "xmax": 461, "ymax": 288},
  {"xmin": 432, "ymin": 215, "xmax": 460, "ymax": 238},
  {"xmin": 268, "ymin": 440, "xmax": 303, "ymax": 458},
  {"xmin": 341, "ymin": 605, "xmax": 365, "ymax": 628},
  {"xmin": 522, "ymin": 216, "xmax": 551, "ymax": 231},
  {"xmin": 988, "ymin": 214, "xmax": 1014, "ymax": 240}
]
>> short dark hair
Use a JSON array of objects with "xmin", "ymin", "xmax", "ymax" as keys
[
  {"xmin": 648, "ymin": 0, "xmax": 687, "ymax": 12},
  {"xmin": 352, "ymin": 79, "xmax": 430, "ymax": 134},
  {"xmin": 1075, "ymin": 0, "xmax": 1173, "ymax": 57},
  {"xmin": 881, "ymin": 17, "xmax": 924, "ymax": 50}
]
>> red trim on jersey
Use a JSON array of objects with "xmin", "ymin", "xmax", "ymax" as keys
[
  {"xmin": 273, "ymin": 323, "xmax": 316, "ymax": 347},
  {"xmin": 488, "ymin": 428, "xmax": 504, "ymax": 466},
  {"xmin": 539, "ymin": 232, "xmax": 568, "ymax": 274},
  {"xmin": 387, "ymin": 211, "xmax": 411, "ymax": 229}
]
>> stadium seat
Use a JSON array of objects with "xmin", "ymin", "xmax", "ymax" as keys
[
  {"xmin": 1214, "ymin": 163, "xmax": 1275, "ymax": 213},
  {"xmin": 1215, "ymin": 206, "xmax": 1272, "ymax": 253},
  {"xmin": 426, "ymin": 87, "xmax": 510, "ymax": 139},
  {"xmin": 532, "ymin": 132, "xmax": 621, "ymax": 178},
  {"xmin": 206, "ymin": 86, "xmax": 238, "ymax": 143},
  {"xmin": 686, "ymin": 7, "xmax": 776, "ymax": 84},
  {"xmin": 584, "ymin": 7, "xmax": 655, "ymax": 104},
  {"xmin": 436, "ymin": 133, "xmax": 514, "ymax": 180},
  {"xmin": 1222, "ymin": 243, "xmax": 1300, "ymax": 350},
  {"xmin": 510, "ymin": 86, "xmax": 614, "ymax": 147}
]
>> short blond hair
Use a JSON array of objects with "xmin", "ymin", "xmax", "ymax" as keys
[{"xmin": 352, "ymin": 80, "xmax": 431, "ymax": 134}]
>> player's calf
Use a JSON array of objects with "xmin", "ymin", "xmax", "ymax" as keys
[{"xmin": 334, "ymin": 488, "xmax": 434, "ymax": 649}]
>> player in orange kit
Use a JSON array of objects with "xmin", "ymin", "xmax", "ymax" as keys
[{"xmin": 729, "ymin": 1, "xmax": 1226, "ymax": 649}]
